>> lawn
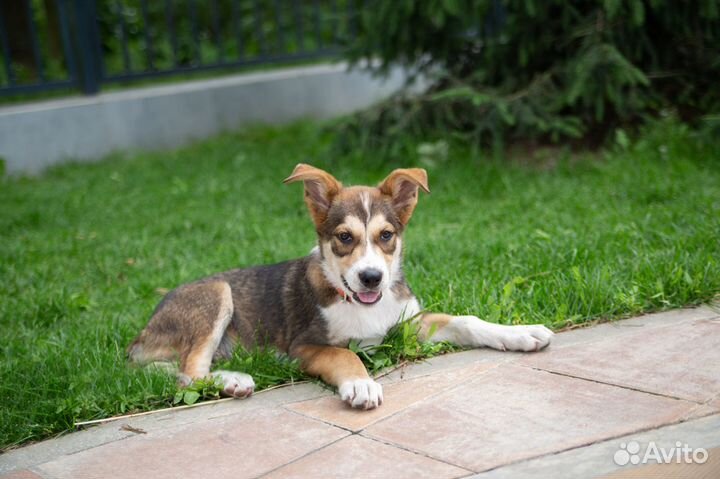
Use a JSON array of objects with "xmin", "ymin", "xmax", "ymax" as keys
[{"xmin": 1, "ymin": 119, "xmax": 719, "ymax": 450}]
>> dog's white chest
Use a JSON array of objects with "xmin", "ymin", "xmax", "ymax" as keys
[{"xmin": 320, "ymin": 293, "xmax": 421, "ymax": 347}]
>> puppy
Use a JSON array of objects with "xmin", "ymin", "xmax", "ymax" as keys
[{"xmin": 128, "ymin": 164, "xmax": 553, "ymax": 409}]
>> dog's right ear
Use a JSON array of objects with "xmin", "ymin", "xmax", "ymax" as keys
[{"xmin": 283, "ymin": 164, "xmax": 342, "ymax": 227}]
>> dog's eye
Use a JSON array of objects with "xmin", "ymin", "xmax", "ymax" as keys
[
  {"xmin": 337, "ymin": 232, "xmax": 353, "ymax": 243},
  {"xmin": 380, "ymin": 230, "xmax": 394, "ymax": 241}
]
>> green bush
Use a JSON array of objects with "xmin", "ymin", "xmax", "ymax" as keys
[{"xmin": 338, "ymin": 0, "xmax": 720, "ymax": 151}]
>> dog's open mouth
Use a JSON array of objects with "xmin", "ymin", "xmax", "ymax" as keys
[
  {"xmin": 342, "ymin": 276, "xmax": 383, "ymax": 305},
  {"xmin": 354, "ymin": 291, "xmax": 382, "ymax": 305}
]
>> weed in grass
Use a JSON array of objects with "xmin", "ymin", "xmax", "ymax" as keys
[
  {"xmin": 350, "ymin": 319, "xmax": 459, "ymax": 376},
  {"xmin": 215, "ymin": 346, "xmax": 307, "ymax": 390},
  {"xmin": 173, "ymin": 377, "xmax": 223, "ymax": 406}
]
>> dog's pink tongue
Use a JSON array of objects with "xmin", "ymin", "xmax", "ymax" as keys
[{"xmin": 357, "ymin": 291, "xmax": 381, "ymax": 304}]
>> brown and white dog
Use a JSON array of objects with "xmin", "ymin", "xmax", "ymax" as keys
[{"xmin": 128, "ymin": 164, "xmax": 553, "ymax": 409}]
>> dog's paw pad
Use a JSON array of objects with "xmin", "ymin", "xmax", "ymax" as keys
[
  {"xmin": 502, "ymin": 325, "xmax": 554, "ymax": 352},
  {"xmin": 211, "ymin": 370, "xmax": 255, "ymax": 399},
  {"xmin": 338, "ymin": 378, "xmax": 383, "ymax": 410}
]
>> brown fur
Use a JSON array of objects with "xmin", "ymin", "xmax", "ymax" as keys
[
  {"xmin": 368, "ymin": 214, "xmax": 398, "ymax": 261},
  {"xmin": 306, "ymin": 260, "xmax": 342, "ymax": 307},
  {"xmin": 418, "ymin": 313, "xmax": 454, "ymax": 341},
  {"xmin": 378, "ymin": 168, "xmax": 430, "ymax": 225},
  {"xmin": 283, "ymin": 164, "xmax": 343, "ymax": 228},
  {"xmin": 128, "ymin": 164, "xmax": 436, "ymax": 396},
  {"xmin": 128, "ymin": 281, "xmax": 232, "ymax": 377},
  {"xmin": 291, "ymin": 345, "xmax": 369, "ymax": 385}
]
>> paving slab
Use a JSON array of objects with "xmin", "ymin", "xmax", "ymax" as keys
[
  {"xmin": 549, "ymin": 305, "xmax": 719, "ymax": 349},
  {"xmin": 0, "ymin": 382, "xmax": 331, "ymax": 475},
  {"xmin": 363, "ymin": 364, "xmax": 710, "ymax": 473},
  {"xmin": 263, "ymin": 434, "xmax": 470, "ymax": 479},
  {"xmin": 35, "ymin": 407, "xmax": 347, "ymax": 479},
  {"xmin": 470, "ymin": 412, "xmax": 720, "ymax": 479},
  {"xmin": 287, "ymin": 362, "xmax": 498, "ymax": 431},
  {"xmin": 519, "ymin": 316, "xmax": 720, "ymax": 402}
]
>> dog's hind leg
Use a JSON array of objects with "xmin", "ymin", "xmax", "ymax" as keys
[
  {"xmin": 418, "ymin": 313, "xmax": 554, "ymax": 352},
  {"xmin": 128, "ymin": 281, "xmax": 254, "ymax": 398}
]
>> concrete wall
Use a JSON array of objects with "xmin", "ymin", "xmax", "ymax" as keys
[{"xmin": 0, "ymin": 63, "xmax": 406, "ymax": 175}]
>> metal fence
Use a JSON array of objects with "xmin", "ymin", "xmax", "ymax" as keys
[{"xmin": 0, "ymin": 0, "xmax": 357, "ymax": 97}]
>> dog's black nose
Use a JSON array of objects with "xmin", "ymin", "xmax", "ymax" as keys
[{"xmin": 358, "ymin": 269, "xmax": 383, "ymax": 288}]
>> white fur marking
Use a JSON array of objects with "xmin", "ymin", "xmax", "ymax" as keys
[
  {"xmin": 322, "ymin": 292, "xmax": 421, "ymax": 347},
  {"xmin": 360, "ymin": 191, "xmax": 372, "ymax": 222},
  {"xmin": 390, "ymin": 238, "xmax": 402, "ymax": 281},
  {"xmin": 429, "ymin": 316, "xmax": 554, "ymax": 351},
  {"xmin": 339, "ymin": 378, "xmax": 383, "ymax": 409},
  {"xmin": 211, "ymin": 370, "xmax": 255, "ymax": 398}
]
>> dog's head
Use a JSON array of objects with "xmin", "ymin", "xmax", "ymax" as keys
[{"xmin": 284, "ymin": 164, "xmax": 429, "ymax": 306}]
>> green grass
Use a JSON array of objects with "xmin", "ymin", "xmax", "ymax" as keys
[{"xmin": 1, "ymin": 119, "xmax": 719, "ymax": 450}]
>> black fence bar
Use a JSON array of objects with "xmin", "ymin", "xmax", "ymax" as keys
[
  {"xmin": 89, "ymin": 0, "xmax": 105, "ymax": 80},
  {"xmin": 24, "ymin": 0, "xmax": 46, "ymax": 83},
  {"xmin": 188, "ymin": 0, "xmax": 201, "ymax": 65},
  {"xmin": 1, "ymin": 0, "xmax": 357, "ymax": 98},
  {"xmin": 0, "ymin": 5, "xmax": 15, "ymax": 85},
  {"xmin": 74, "ymin": 0, "xmax": 101, "ymax": 93},
  {"xmin": 56, "ymin": 0, "xmax": 78, "ymax": 83},
  {"xmin": 330, "ymin": 0, "xmax": 338, "ymax": 42},
  {"xmin": 0, "ymin": 79, "xmax": 75, "ymax": 95},
  {"xmin": 348, "ymin": 0, "xmax": 357, "ymax": 39},
  {"xmin": 232, "ymin": 0, "xmax": 243, "ymax": 58},
  {"xmin": 116, "ymin": 0, "xmax": 131, "ymax": 73},
  {"xmin": 210, "ymin": 0, "xmax": 221, "ymax": 63},
  {"xmin": 274, "ymin": 0, "xmax": 284, "ymax": 52},
  {"xmin": 313, "ymin": 0, "xmax": 322, "ymax": 49},
  {"xmin": 292, "ymin": 0, "xmax": 304, "ymax": 52},
  {"xmin": 253, "ymin": 0, "xmax": 266, "ymax": 55},
  {"xmin": 140, "ymin": 0, "xmax": 155, "ymax": 71},
  {"xmin": 164, "ymin": 0, "xmax": 179, "ymax": 68}
]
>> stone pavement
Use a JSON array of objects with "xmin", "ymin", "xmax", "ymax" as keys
[{"xmin": 2, "ymin": 306, "xmax": 719, "ymax": 479}]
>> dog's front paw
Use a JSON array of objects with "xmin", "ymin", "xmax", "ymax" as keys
[
  {"xmin": 211, "ymin": 370, "xmax": 255, "ymax": 398},
  {"xmin": 338, "ymin": 378, "xmax": 383, "ymax": 410},
  {"xmin": 499, "ymin": 324, "xmax": 554, "ymax": 352}
]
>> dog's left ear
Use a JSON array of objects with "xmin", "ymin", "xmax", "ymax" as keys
[
  {"xmin": 378, "ymin": 168, "xmax": 430, "ymax": 225},
  {"xmin": 284, "ymin": 163, "xmax": 343, "ymax": 227}
]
